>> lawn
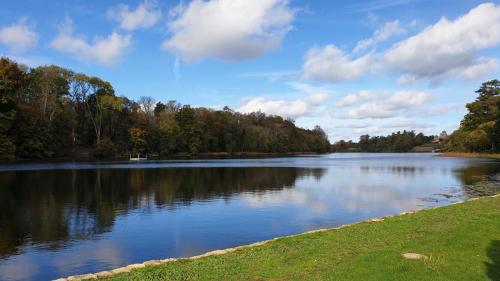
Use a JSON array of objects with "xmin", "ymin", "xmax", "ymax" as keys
[{"xmin": 90, "ymin": 196, "xmax": 500, "ymax": 281}]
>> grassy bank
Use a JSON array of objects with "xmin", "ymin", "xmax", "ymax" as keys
[
  {"xmin": 440, "ymin": 152, "xmax": 500, "ymax": 159},
  {"xmin": 86, "ymin": 196, "xmax": 500, "ymax": 281}
]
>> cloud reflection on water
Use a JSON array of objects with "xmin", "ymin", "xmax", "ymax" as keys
[{"xmin": 0, "ymin": 155, "xmax": 498, "ymax": 280}]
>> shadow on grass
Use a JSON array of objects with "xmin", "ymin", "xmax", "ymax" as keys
[{"xmin": 486, "ymin": 240, "xmax": 500, "ymax": 281}]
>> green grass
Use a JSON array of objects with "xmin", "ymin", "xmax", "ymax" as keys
[{"xmin": 101, "ymin": 196, "xmax": 500, "ymax": 281}]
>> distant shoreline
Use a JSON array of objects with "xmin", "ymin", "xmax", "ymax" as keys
[
  {"xmin": 195, "ymin": 151, "xmax": 319, "ymax": 157},
  {"xmin": 7, "ymin": 151, "xmax": 500, "ymax": 163},
  {"xmin": 0, "ymin": 152, "xmax": 323, "ymax": 163},
  {"xmin": 439, "ymin": 152, "xmax": 500, "ymax": 159}
]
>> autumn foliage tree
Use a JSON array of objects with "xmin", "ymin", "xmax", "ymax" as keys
[{"xmin": 0, "ymin": 57, "xmax": 330, "ymax": 159}]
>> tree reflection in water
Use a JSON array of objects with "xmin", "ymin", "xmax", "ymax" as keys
[
  {"xmin": 453, "ymin": 162, "xmax": 500, "ymax": 197},
  {"xmin": 1, "ymin": 155, "xmax": 500, "ymax": 281},
  {"xmin": 0, "ymin": 167, "xmax": 325, "ymax": 258}
]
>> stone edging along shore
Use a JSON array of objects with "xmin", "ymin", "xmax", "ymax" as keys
[{"xmin": 55, "ymin": 193, "xmax": 500, "ymax": 281}]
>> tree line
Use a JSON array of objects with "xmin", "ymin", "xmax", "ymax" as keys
[
  {"xmin": 331, "ymin": 79, "xmax": 500, "ymax": 154},
  {"xmin": 0, "ymin": 57, "xmax": 330, "ymax": 160},
  {"xmin": 331, "ymin": 131, "xmax": 435, "ymax": 152},
  {"xmin": 445, "ymin": 79, "xmax": 500, "ymax": 152}
]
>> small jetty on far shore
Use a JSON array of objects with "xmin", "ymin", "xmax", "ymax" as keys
[{"xmin": 129, "ymin": 154, "xmax": 148, "ymax": 161}]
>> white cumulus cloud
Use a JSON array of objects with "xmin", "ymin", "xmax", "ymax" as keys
[
  {"xmin": 302, "ymin": 45, "xmax": 372, "ymax": 82},
  {"xmin": 335, "ymin": 91, "xmax": 429, "ymax": 119},
  {"xmin": 51, "ymin": 19, "xmax": 131, "ymax": 66},
  {"xmin": 237, "ymin": 82, "xmax": 329, "ymax": 118},
  {"xmin": 354, "ymin": 20, "xmax": 405, "ymax": 54},
  {"xmin": 108, "ymin": 0, "xmax": 161, "ymax": 31},
  {"xmin": 384, "ymin": 2, "xmax": 500, "ymax": 83},
  {"xmin": 238, "ymin": 93, "xmax": 328, "ymax": 118},
  {"xmin": 0, "ymin": 18, "xmax": 37, "ymax": 53},
  {"xmin": 335, "ymin": 91, "xmax": 377, "ymax": 107},
  {"xmin": 303, "ymin": 3, "xmax": 500, "ymax": 84},
  {"xmin": 162, "ymin": 0, "xmax": 295, "ymax": 62},
  {"xmin": 451, "ymin": 57, "xmax": 498, "ymax": 81}
]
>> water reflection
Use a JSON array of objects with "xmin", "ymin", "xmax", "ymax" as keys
[
  {"xmin": 454, "ymin": 163, "xmax": 500, "ymax": 197},
  {"xmin": 454, "ymin": 162, "xmax": 500, "ymax": 185},
  {"xmin": 0, "ymin": 167, "xmax": 324, "ymax": 259},
  {"xmin": 360, "ymin": 165, "xmax": 427, "ymax": 176},
  {"xmin": 0, "ymin": 154, "xmax": 498, "ymax": 281}
]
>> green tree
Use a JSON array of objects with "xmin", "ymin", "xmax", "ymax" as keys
[
  {"xmin": 176, "ymin": 105, "xmax": 200, "ymax": 154},
  {"xmin": 0, "ymin": 57, "xmax": 28, "ymax": 101},
  {"xmin": 447, "ymin": 129, "xmax": 468, "ymax": 152},
  {"xmin": 155, "ymin": 111, "xmax": 180, "ymax": 155},
  {"xmin": 71, "ymin": 75, "xmax": 116, "ymax": 145},
  {"xmin": 129, "ymin": 127, "xmax": 146, "ymax": 153},
  {"xmin": 461, "ymin": 80, "xmax": 500, "ymax": 130},
  {"xmin": 448, "ymin": 80, "xmax": 500, "ymax": 152},
  {"xmin": 0, "ymin": 56, "xmax": 333, "ymax": 159},
  {"xmin": 29, "ymin": 66, "xmax": 72, "ymax": 123},
  {"xmin": 464, "ymin": 129, "xmax": 491, "ymax": 152},
  {"xmin": 0, "ymin": 97, "xmax": 16, "ymax": 159},
  {"xmin": 490, "ymin": 102, "xmax": 500, "ymax": 152}
]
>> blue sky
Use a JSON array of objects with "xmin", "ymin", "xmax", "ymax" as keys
[{"xmin": 1, "ymin": 0, "xmax": 499, "ymax": 141}]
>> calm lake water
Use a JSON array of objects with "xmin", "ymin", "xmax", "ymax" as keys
[{"xmin": 0, "ymin": 153, "xmax": 499, "ymax": 281}]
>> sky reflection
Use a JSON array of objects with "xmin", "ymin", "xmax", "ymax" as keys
[{"xmin": 0, "ymin": 154, "xmax": 499, "ymax": 280}]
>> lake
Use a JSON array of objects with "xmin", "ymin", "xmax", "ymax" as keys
[{"xmin": 0, "ymin": 153, "xmax": 499, "ymax": 281}]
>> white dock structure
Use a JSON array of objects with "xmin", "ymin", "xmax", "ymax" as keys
[{"xmin": 129, "ymin": 153, "xmax": 148, "ymax": 161}]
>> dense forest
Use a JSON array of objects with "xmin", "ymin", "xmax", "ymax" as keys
[
  {"xmin": 446, "ymin": 80, "xmax": 500, "ymax": 152},
  {"xmin": 0, "ymin": 57, "xmax": 330, "ymax": 160},
  {"xmin": 331, "ymin": 131, "xmax": 435, "ymax": 152}
]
